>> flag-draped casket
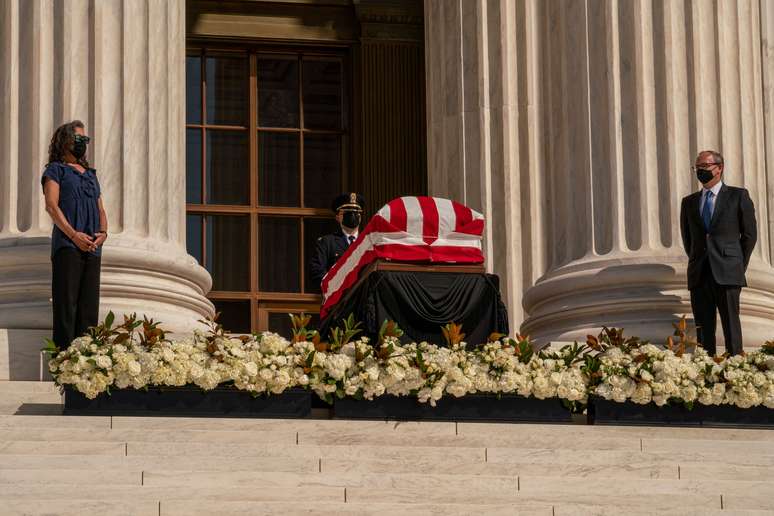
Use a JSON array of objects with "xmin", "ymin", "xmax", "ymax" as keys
[{"xmin": 320, "ymin": 196, "xmax": 485, "ymax": 319}]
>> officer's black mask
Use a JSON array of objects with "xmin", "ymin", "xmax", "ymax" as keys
[{"xmin": 342, "ymin": 211, "xmax": 361, "ymax": 230}]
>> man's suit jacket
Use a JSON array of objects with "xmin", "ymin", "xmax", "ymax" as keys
[
  {"xmin": 309, "ymin": 229, "xmax": 350, "ymax": 290},
  {"xmin": 679, "ymin": 184, "xmax": 757, "ymax": 289}
]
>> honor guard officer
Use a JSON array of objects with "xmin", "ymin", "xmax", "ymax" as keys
[{"xmin": 309, "ymin": 192, "xmax": 365, "ymax": 289}]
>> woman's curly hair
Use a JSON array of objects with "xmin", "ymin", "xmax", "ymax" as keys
[{"xmin": 47, "ymin": 120, "xmax": 90, "ymax": 168}]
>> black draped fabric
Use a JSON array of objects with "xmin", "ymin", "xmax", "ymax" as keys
[{"xmin": 319, "ymin": 271, "xmax": 509, "ymax": 347}]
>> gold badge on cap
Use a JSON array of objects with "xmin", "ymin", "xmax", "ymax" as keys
[{"xmin": 350, "ymin": 192, "xmax": 357, "ymax": 204}]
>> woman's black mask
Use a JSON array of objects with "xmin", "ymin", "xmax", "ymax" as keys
[{"xmin": 72, "ymin": 134, "xmax": 90, "ymax": 159}]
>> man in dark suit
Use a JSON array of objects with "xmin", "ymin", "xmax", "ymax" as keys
[
  {"xmin": 679, "ymin": 150, "xmax": 757, "ymax": 356},
  {"xmin": 309, "ymin": 192, "xmax": 366, "ymax": 290}
]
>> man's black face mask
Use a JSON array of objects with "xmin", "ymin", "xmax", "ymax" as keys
[
  {"xmin": 342, "ymin": 211, "xmax": 361, "ymax": 229},
  {"xmin": 696, "ymin": 168, "xmax": 715, "ymax": 184}
]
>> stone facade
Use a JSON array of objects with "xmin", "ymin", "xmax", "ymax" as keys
[
  {"xmin": 425, "ymin": 0, "xmax": 774, "ymax": 347},
  {"xmin": 0, "ymin": 0, "xmax": 213, "ymax": 379}
]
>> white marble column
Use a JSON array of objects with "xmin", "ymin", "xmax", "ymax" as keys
[
  {"xmin": 0, "ymin": 0, "xmax": 213, "ymax": 378},
  {"xmin": 425, "ymin": 0, "xmax": 544, "ymax": 326},
  {"xmin": 425, "ymin": 0, "xmax": 774, "ymax": 347},
  {"xmin": 763, "ymin": 0, "xmax": 774, "ymax": 266}
]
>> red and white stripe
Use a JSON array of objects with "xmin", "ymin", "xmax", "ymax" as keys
[{"xmin": 320, "ymin": 196, "xmax": 484, "ymax": 319}]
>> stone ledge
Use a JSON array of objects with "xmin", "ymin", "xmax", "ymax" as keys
[{"xmin": 0, "ymin": 329, "xmax": 51, "ymax": 381}]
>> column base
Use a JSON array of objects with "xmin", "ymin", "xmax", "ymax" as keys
[
  {"xmin": 0, "ymin": 235, "xmax": 214, "ymax": 335},
  {"xmin": 521, "ymin": 253, "xmax": 774, "ymax": 350},
  {"xmin": 99, "ymin": 234, "xmax": 215, "ymax": 331}
]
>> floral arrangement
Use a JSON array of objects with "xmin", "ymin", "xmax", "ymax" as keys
[
  {"xmin": 586, "ymin": 322, "xmax": 774, "ymax": 409},
  {"xmin": 46, "ymin": 313, "xmax": 774, "ymax": 411}
]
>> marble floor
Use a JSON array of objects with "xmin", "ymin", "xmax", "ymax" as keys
[{"xmin": 1, "ymin": 381, "xmax": 773, "ymax": 515}]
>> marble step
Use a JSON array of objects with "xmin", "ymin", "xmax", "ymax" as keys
[
  {"xmin": 1, "ymin": 402, "xmax": 772, "ymax": 443},
  {"xmin": 0, "ymin": 413, "xmax": 454, "ymax": 432},
  {"xmin": 0, "ymin": 484, "xmax": 712, "ymax": 509},
  {"xmin": 2, "ymin": 499, "xmax": 770, "ymax": 516},
  {"xmin": 347, "ymin": 455, "xmax": 768, "ymax": 481},
  {"xmin": 113, "ymin": 470, "xmax": 774, "ymax": 501},
  {"xmin": 108, "ymin": 415, "xmax": 774, "ymax": 446},
  {"xmin": 157, "ymin": 501, "xmax": 774, "ymax": 516},
  {"xmin": 483, "ymin": 446, "xmax": 774, "ymax": 467},
  {"xmin": 2, "ymin": 414, "xmax": 771, "ymax": 447},
  {"xmin": 0, "ymin": 402, "xmax": 62, "ymax": 416},
  {"xmin": 131, "ymin": 441, "xmax": 488, "ymax": 461},
  {"xmin": 0, "ymin": 454, "xmax": 320, "ymax": 474},
  {"xmin": 319, "ymin": 457, "xmax": 678, "ymax": 479},
  {"xmin": 0, "ymin": 414, "xmax": 111, "ymax": 428},
  {"xmin": 2, "ymin": 499, "xmax": 159, "ymax": 516},
  {"xmin": 0, "ymin": 439, "xmax": 481, "ymax": 462},
  {"xmin": 0, "ymin": 381, "xmax": 59, "ymax": 394},
  {"xmin": 0, "ymin": 467, "xmax": 517, "ymax": 494},
  {"xmin": 342, "ymin": 485, "xmax": 771, "ymax": 511},
  {"xmin": 554, "ymin": 506, "xmax": 774, "ymax": 516},
  {"xmin": 0, "ymin": 391, "xmax": 61, "ymax": 403},
  {"xmin": 0, "ymin": 440, "xmax": 128, "ymax": 456},
  {"xmin": 458, "ymin": 421, "xmax": 774, "ymax": 442},
  {"xmin": 343, "ymin": 486, "xmax": 718, "ymax": 508},
  {"xmin": 0, "ymin": 468, "xmax": 142, "ymax": 485},
  {"xmin": 113, "ymin": 416, "xmax": 457, "ymax": 435},
  {"xmin": 3, "ymin": 451, "xmax": 771, "ymax": 482},
  {"xmin": 517, "ymin": 476, "xmax": 774, "ymax": 497},
  {"xmin": 723, "ymin": 493, "xmax": 774, "ymax": 511},
  {"xmin": 0, "ymin": 485, "xmax": 345, "ymax": 503},
  {"xmin": 4, "ymin": 452, "xmax": 772, "ymax": 478},
  {"xmin": 8, "ymin": 426, "xmax": 747, "ymax": 454},
  {"xmin": 640, "ymin": 437, "xmax": 774, "ymax": 455},
  {"xmin": 2, "ymin": 438, "xmax": 771, "ymax": 472},
  {"xmin": 159, "ymin": 500, "xmax": 553, "ymax": 516},
  {"xmin": 1, "ymin": 466, "xmax": 769, "ymax": 504},
  {"xmin": 488, "ymin": 443, "xmax": 774, "ymax": 463},
  {"xmin": 0, "ymin": 499, "xmax": 553, "ymax": 516},
  {"xmin": 0, "ymin": 428, "xmax": 297, "ymax": 445},
  {"xmin": 0, "ymin": 426, "xmax": 655, "ymax": 452},
  {"xmin": 0, "ymin": 491, "xmax": 768, "ymax": 514},
  {"xmin": 143, "ymin": 469, "xmax": 518, "ymax": 493},
  {"xmin": 3, "ymin": 415, "xmax": 773, "ymax": 457}
]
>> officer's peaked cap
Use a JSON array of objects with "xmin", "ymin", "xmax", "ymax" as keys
[{"xmin": 332, "ymin": 192, "xmax": 365, "ymax": 212}]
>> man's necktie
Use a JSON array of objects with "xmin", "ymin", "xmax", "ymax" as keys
[
  {"xmin": 347, "ymin": 235, "xmax": 355, "ymax": 246},
  {"xmin": 702, "ymin": 190, "xmax": 714, "ymax": 231}
]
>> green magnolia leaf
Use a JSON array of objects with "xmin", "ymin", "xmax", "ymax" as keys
[
  {"xmin": 517, "ymin": 340, "xmax": 534, "ymax": 364},
  {"xmin": 305, "ymin": 351, "xmax": 316, "ymax": 368},
  {"xmin": 105, "ymin": 311, "xmax": 115, "ymax": 330}
]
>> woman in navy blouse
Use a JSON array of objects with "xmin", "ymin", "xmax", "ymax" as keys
[{"xmin": 41, "ymin": 120, "xmax": 108, "ymax": 351}]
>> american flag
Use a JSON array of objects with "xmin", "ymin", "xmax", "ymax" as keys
[{"xmin": 320, "ymin": 196, "xmax": 485, "ymax": 319}]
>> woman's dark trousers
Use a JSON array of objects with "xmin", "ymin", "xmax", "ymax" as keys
[{"xmin": 52, "ymin": 248, "xmax": 101, "ymax": 350}]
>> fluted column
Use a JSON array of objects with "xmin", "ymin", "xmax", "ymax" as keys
[
  {"xmin": 0, "ymin": 0, "xmax": 213, "ymax": 354},
  {"xmin": 425, "ymin": 0, "xmax": 545, "ymax": 326},
  {"xmin": 425, "ymin": 0, "xmax": 774, "ymax": 347},
  {"xmin": 763, "ymin": 0, "xmax": 774, "ymax": 265}
]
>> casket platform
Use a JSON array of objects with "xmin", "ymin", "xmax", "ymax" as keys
[{"xmin": 319, "ymin": 197, "xmax": 509, "ymax": 346}]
